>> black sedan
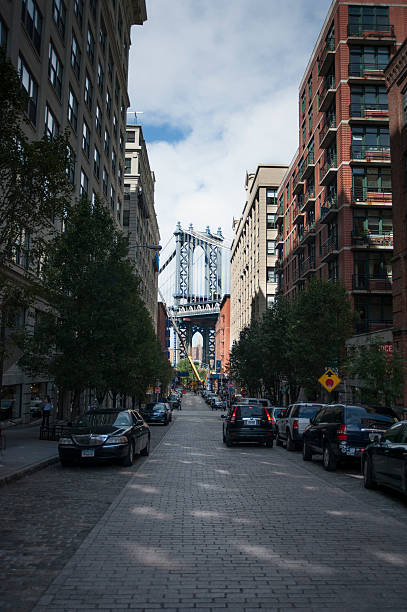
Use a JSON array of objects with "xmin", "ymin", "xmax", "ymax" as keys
[
  {"xmin": 362, "ymin": 420, "xmax": 407, "ymax": 495},
  {"xmin": 58, "ymin": 409, "xmax": 150, "ymax": 467},
  {"xmin": 140, "ymin": 402, "xmax": 172, "ymax": 425}
]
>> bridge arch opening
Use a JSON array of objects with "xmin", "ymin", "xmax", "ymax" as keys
[
  {"xmin": 191, "ymin": 331, "xmax": 203, "ymax": 363},
  {"xmin": 191, "ymin": 245, "xmax": 206, "ymax": 302}
]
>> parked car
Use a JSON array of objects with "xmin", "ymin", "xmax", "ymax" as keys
[
  {"xmin": 168, "ymin": 394, "xmax": 181, "ymax": 410},
  {"xmin": 222, "ymin": 403, "xmax": 275, "ymax": 447},
  {"xmin": 141, "ymin": 402, "xmax": 172, "ymax": 425},
  {"xmin": 302, "ymin": 404, "xmax": 398, "ymax": 471},
  {"xmin": 276, "ymin": 403, "xmax": 325, "ymax": 450},
  {"xmin": 212, "ymin": 397, "xmax": 226, "ymax": 410},
  {"xmin": 58, "ymin": 409, "xmax": 150, "ymax": 466},
  {"xmin": 270, "ymin": 407, "xmax": 285, "ymax": 422},
  {"xmin": 362, "ymin": 420, "xmax": 407, "ymax": 494}
]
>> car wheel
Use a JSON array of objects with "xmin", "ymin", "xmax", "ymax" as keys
[
  {"xmin": 222, "ymin": 430, "xmax": 226, "ymax": 443},
  {"xmin": 363, "ymin": 456, "xmax": 377, "ymax": 489},
  {"xmin": 286, "ymin": 432, "xmax": 295, "ymax": 451},
  {"xmin": 276, "ymin": 435, "xmax": 283, "ymax": 447},
  {"xmin": 140, "ymin": 437, "xmax": 150, "ymax": 457},
  {"xmin": 322, "ymin": 443, "xmax": 337, "ymax": 471},
  {"xmin": 226, "ymin": 435, "xmax": 233, "ymax": 447},
  {"xmin": 302, "ymin": 440, "xmax": 312, "ymax": 461},
  {"xmin": 122, "ymin": 440, "xmax": 135, "ymax": 466},
  {"xmin": 265, "ymin": 439, "xmax": 273, "ymax": 448}
]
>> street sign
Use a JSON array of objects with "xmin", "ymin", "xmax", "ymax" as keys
[
  {"xmin": 154, "ymin": 386, "xmax": 161, "ymax": 394},
  {"xmin": 228, "ymin": 385, "xmax": 234, "ymax": 393},
  {"xmin": 146, "ymin": 387, "xmax": 153, "ymax": 395},
  {"xmin": 318, "ymin": 369, "xmax": 341, "ymax": 392}
]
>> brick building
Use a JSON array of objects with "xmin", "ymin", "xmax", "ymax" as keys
[
  {"xmin": 215, "ymin": 294, "xmax": 230, "ymax": 375},
  {"xmin": 385, "ymin": 40, "xmax": 407, "ymax": 408},
  {"xmin": 157, "ymin": 302, "xmax": 170, "ymax": 361},
  {"xmin": 276, "ymin": 0, "xmax": 407, "ymax": 342}
]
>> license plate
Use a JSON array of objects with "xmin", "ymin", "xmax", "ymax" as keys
[
  {"xmin": 81, "ymin": 449, "xmax": 95, "ymax": 457},
  {"xmin": 246, "ymin": 418, "xmax": 257, "ymax": 426}
]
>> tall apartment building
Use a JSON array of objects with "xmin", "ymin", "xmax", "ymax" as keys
[
  {"xmin": 385, "ymin": 41, "xmax": 407, "ymax": 408},
  {"xmin": 230, "ymin": 164, "xmax": 288, "ymax": 346},
  {"xmin": 0, "ymin": 0, "xmax": 147, "ymax": 419},
  {"xmin": 124, "ymin": 120, "xmax": 160, "ymax": 329},
  {"xmin": 276, "ymin": 0, "xmax": 407, "ymax": 343},
  {"xmin": 214, "ymin": 294, "xmax": 230, "ymax": 375}
]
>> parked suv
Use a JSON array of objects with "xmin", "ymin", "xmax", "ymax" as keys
[
  {"xmin": 222, "ymin": 403, "xmax": 275, "ymax": 447},
  {"xmin": 302, "ymin": 404, "xmax": 398, "ymax": 471},
  {"xmin": 276, "ymin": 403, "xmax": 325, "ymax": 450}
]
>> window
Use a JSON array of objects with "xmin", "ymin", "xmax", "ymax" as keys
[
  {"xmin": 349, "ymin": 46, "xmax": 390, "ymax": 76},
  {"xmin": 123, "ymin": 209, "xmax": 130, "ymax": 227},
  {"xmin": 267, "ymin": 267, "xmax": 276, "ymax": 283},
  {"xmin": 106, "ymin": 89, "xmax": 111, "ymax": 117},
  {"xmin": 266, "ymin": 295, "xmax": 274, "ymax": 309},
  {"xmin": 115, "ymin": 81, "xmax": 120, "ymax": 105},
  {"xmin": 97, "ymin": 60, "xmax": 104, "ymax": 91},
  {"xmin": 107, "ymin": 47, "xmax": 113, "ymax": 81},
  {"xmin": 82, "ymin": 120, "xmax": 90, "ymax": 158},
  {"xmin": 89, "ymin": 0, "xmax": 97, "ymax": 21},
  {"xmin": 266, "ymin": 188, "xmax": 277, "ymax": 205},
  {"xmin": 70, "ymin": 32, "xmax": 81, "ymax": 79},
  {"xmin": 48, "ymin": 41, "xmax": 63, "ymax": 98},
  {"xmin": 308, "ymin": 107, "xmax": 313, "ymax": 133},
  {"xmin": 18, "ymin": 55, "xmax": 38, "ymax": 125},
  {"xmin": 302, "ymin": 122, "xmax": 306, "ymax": 145},
  {"xmin": 53, "ymin": 0, "xmax": 66, "ymax": 39},
  {"xmin": 110, "ymin": 185, "xmax": 115, "ymax": 210},
  {"xmin": 350, "ymin": 85, "xmax": 387, "ymax": 117},
  {"xmin": 80, "ymin": 168, "xmax": 88, "ymax": 196},
  {"xmin": 118, "ymin": 164, "xmax": 123, "ymax": 186},
  {"xmin": 126, "ymin": 130, "xmax": 135, "ymax": 143},
  {"xmin": 67, "ymin": 144, "xmax": 76, "ymax": 185},
  {"xmin": 74, "ymin": 0, "xmax": 83, "ymax": 28},
  {"xmin": 87, "ymin": 26, "xmax": 95, "ymax": 64},
  {"xmin": 111, "ymin": 149, "xmax": 116, "ymax": 175},
  {"xmin": 118, "ymin": 10, "xmax": 123, "ymax": 37},
  {"xmin": 121, "ymin": 99, "xmax": 126, "ymax": 120},
  {"xmin": 84, "ymin": 72, "xmax": 93, "ymax": 110},
  {"xmin": 0, "ymin": 14, "xmax": 8, "ymax": 49},
  {"xmin": 99, "ymin": 19, "xmax": 107, "ymax": 55},
  {"xmin": 113, "ymin": 113, "xmax": 118, "ymax": 138},
  {"xmin": 301, "ymin": 91, "xmax": 306, "ymax": 115},
  {"xmin": 267, "ymin": 213, "xmax": 276, "ymax": 229},
  {"xmin": 351, "ymin": 126, "xmax": 389, "ymax": 157},
  {"xmin": 93, "ymin": 146, "xmax": 100, "ymax": 178},
  {"xmin": 102, "ymin": 167, "xmax": 108, "ymax": 196},
  {"xmin": 21, "ymin": 0, "xmax": 42, "ymax": 54},
  {"xmin": 67, "ymin": 87, "xmax": 78, "ymax": 131},
  {"xmin": 267, "ymin": 240, "xmax": 275, "ymax": 255},
  {"xmin": 308, "ymin": 75, "xmax": 312, "ymax": 99},
  {"xmin": 124, "ymin": 157, "xmax": 131, "ymax": 174},
  {"xmin": 348, "ymin": 5, "xmax": 389, "ymax": 36},
  {"xmin": 96, "ymin": 102, "xmax": 102, "ymax": 136},
  {"xmin": 119, "ymin": 132, "xmax": 124, "ymax": 152},
  {"xmin": 45, "ymin": 104, "xmax": 59, "ymax": 138},
  {"xmin": 104, "ymin": 129, "xmax": 110, "ymax": 155}
]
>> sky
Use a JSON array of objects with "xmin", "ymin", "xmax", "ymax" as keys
[{"xmin": 128, "ymin": 0, "xmax": 333, "ymax": 248}]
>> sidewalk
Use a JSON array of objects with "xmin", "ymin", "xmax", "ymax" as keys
[{"xmin": 0, "ymin": 421, "xmax": 59, "ymax": 487}]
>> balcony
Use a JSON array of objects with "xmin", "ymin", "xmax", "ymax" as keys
[
  {"xmin": 352, "ymin": 274, "xmax": 392, "ymax": 291},
  {"xmin": 292, "ymin": 169, "xmax": 304, "ymax": 195},
  {"xmin": 276, "ymin": 204, "xmax": 284, "ymax": 222},
  {"xmin": 319, "ymin": 154, "xmax": 338, "ymax": 185},
  {"xmin": 318, "ymin": 75, "xmax": 336, "ymax": 112},
  {"xmin": 348, "ymin": 61, "xmax": 387, "ymax": 80},
  {"xmin": 347, "ymin": 23, "xmax": 395, "ymax": 44},
  {"xmin": 293, "ymin": 203, "xmax": 304, "ymax": 224},
  {"xmin": 293, "ymin": 232, "xmax": 304, "ymax": 253},
  {"xmin": 301, "ymin": 221, "xmax": 316, "ymax": 244},
  {"xmin": 318, "ymin": 37, "xmax": 335, "ymax": 76},
  {"xmin": 276, "ymin": 232, "xmax": 284, "ymax": 248},
  {"xmin": 355, "ymin": 319, "xmax": 392, "ymax": 334},
  {"xmin": 350, "ymin": 145, "xmax": 390, "ymax": 164},
  {"xmin": 301, "ymin": 150, "xmax": 315, "ymax": 180},
  {"xmin": 349, "ymin": 103, "xmax": 388, "ymax": 122},
  {"xmin": 303, "ymin": 185, "xmax": 316, "ymax": 209},
  {"xmin": 300, "ymin": 255, "xmax": 316, "ymax": 277},
  {"xmin": 321, "ymin": 235, "xmax": 338, "ymax": 261},
  {"xmin": 320, "ymin": 193, "xmax": 338, "ymax": 223},
  {"xmin": 351, "ymin": 231, "xmax": 393, "ymax": 249},
  {"xmin": 351, "ymin": 187, "xmax": 392, "ymax": 205},
  {"xmin": 319, "ymin": 114, "xmax": 337, "ymax": 148}
]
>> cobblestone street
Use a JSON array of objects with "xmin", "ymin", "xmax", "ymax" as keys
[{"xmin": 2, "ymin": 394, "xmax": 407, "ymax": 611}]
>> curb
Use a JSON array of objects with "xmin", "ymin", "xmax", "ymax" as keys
[{"xmin": 0, "ymin": 455, "xmax": 60, "ymax": 488}]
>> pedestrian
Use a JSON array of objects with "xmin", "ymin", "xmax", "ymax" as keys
[{"xmin": 42, "ymin": 395, "xmax": 52, "ymax": 429}]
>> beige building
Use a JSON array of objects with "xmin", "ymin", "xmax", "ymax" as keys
[
  {"xmin": 124, "ymin": 120, "xmax": 160, "ymax": 329},
  {"xmin": 0, "ymin": 0, "xmax": 147, "ymax": 420},
  {"xmin": 230, "ymin": 164, "xmax": 288, "ymax": 346}
]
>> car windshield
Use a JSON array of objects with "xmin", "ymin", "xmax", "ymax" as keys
[
  {"xmin": 345, "ymin": 406, "xmax": 398, "ymax": 426},
  {"xmin": 273, "ymin": 408, "xmax": 284, "ymax": 418},
  {"xmin": 298, "ymin": 405, "xmax": 323, "ymax": 418},
  {"xmin": 153, "ymin": 406, "xmax": 165, "ymax": 413},
  {"xmin": 235, "ymin": 405, "xmax": 265, "ymax": 418},
  {"xmin": 74, "ymin": 411, "xmax": 131, "ymax": 427}
]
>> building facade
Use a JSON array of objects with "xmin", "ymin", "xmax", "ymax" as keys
[
  {"xmin": 124, "ymin": 120, "xmax": 160, "ymax": 328},
  {"xmin": 276, "ymin": 0, "xmax": 407, "ymax": 349},
  {"xmin": 385, "ymin": 40, "xmax": 407, "ymax": 408},
  {"xmin": 230, "ymin": 164, "xmax": 288, "ymax": 346},
  {"xmin": 0, "ymin": 0, "xmax": 147, "ymax": 420},
  {"xmin": 157, "ymin": 301, "xmax": 170, "ymax": 361},
  {"xmin": 214, "ymin": 294, "xmax": 230, "ymax": 375}
]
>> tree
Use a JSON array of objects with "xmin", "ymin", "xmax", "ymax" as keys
[
  {"xmin": 348, "ymin": 342, "xmax": 404, "ymax": 407},
  {"xmin": 176, "ymin": 358, "xmax": 206, "ymax": 385},
  {"xmin": 18, "ymin": 196, "xmax": 164, "ymax": 416},
  {"xmin": 229, "ymin": 321, "xmax": 264, "ymax": 395},
  {"xmin": 290, "ymin": 279, "xmax": 355, "ymax": 399}
]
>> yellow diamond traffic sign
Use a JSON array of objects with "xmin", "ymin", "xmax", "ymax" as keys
[{"xmin": 318, "ymin": 369, "xmax": 341, "ymax": 392}]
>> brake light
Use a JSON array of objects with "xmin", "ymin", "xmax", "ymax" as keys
[
  {"xmin": 264, "ymin": 407, "xmax": 273, "ymax": 423},
  {"xmin": 230, "ymin": 407, "xmax": 237, "ymax": 423},
  {"xmin": 293, "ymin": 419, "xmax": 298, "ymax": 430},
  {"xmin": 337, "ymin": 424, "xmax": 347, "ymax": 441}
]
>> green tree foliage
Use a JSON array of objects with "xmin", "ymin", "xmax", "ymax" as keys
[
  {"xmin": 176, "ymin": 358, "xmax": 206, "ymax": 384},
  {"xmin": 229, "ymin": 321, "xmax": 263, "ymax": 395},
  {"xmin": 18, "ymin": 196, "xmax": 169, "ymax": 414},
  {"xmin": 348, "ymin": 342, "xmax": 404, "ymax": 407}
]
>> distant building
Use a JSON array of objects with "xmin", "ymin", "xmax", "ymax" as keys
[
  {"xmin": 230, "ymin": 165, "xmax": 288, "ymax": 346},
  {"xmin": 215, "ymin": 295, "xmax": 230, "ymax": 375},
  {"xmin": 191, "ymin": 345, "xmax": 203, "ymax": 363},
  {"xmin": 385, "ymin": 40, "xmax": 407, "ymax": 409},
  {"xmin": 157, "ymin": 302, "xmax": 170, "ymax": 360}
]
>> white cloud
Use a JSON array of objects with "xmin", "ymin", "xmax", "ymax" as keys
[{"xmin": 128, "ymin": 0, "xmax": 332, "ymax": 245}]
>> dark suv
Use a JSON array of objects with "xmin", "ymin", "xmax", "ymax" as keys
[
  {"xmin": 222, "ymin": 404, "xmax": 275, "ymax": 448},
  {"xmin": 302, "ymin": 404, "xmax": 398, "ymax": 471}
]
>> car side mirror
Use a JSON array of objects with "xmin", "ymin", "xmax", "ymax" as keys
[{"xmin": 221, "ymin": 414, "xmax": 226, "ymax": 419}]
